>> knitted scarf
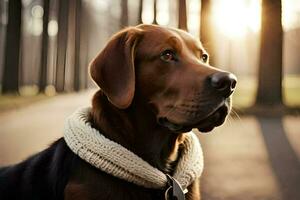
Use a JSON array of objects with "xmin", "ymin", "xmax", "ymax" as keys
[{"xmin": 63, "ymin": 107, "xmax": 204, "ymax": 190}]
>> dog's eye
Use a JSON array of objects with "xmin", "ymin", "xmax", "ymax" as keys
[
  {"xmin": 201, "ymin": 54, "xmax": 208, "ymax": 63},
  {"xmin": 160, "ymin": 50, "xmax": 177, "ymax": 62}
]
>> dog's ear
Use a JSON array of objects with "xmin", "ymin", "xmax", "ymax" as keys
[{"xmin": 90, "ymin": 27, "xmax": 143, "ymax": 109}]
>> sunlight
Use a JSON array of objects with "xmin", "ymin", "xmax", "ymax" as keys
[
  {"xmin": 140, "ymin": 0, "xmax": 299, "ymax": 36},
  {"xmin": 142, "ymin": 0, "xmax": 154, "ymax": 24},
  {"xmin": 212, "ymin": 0, "xmax": 261, "ymax": 38},
  {"xmin": 282, "ymin": 0, "xmax": 300, "ymax": 30},
  {"xmin": 28, "ymin": 5, "xmax": 44, "ymax": 36},
  {"xmin": 48, "ymin": 20, "xmax": 58, "ymax": 37},
  {"xmin": 247, "ymin": 0, "xmax": 261, "ymax": 33},
  {"xmin": 157, "ymin": 0, "xmax": 169, "ymax": 25},
  {"xmin": 188, "ymin": 0, "xmax": 200, "ymax": 37}
]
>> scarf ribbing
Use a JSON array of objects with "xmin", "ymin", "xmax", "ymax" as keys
[{"xmin": 63, "ymin": 107, "xmax": 204, "ymax": 190}]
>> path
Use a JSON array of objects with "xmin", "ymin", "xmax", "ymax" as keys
[
  {"xmin": 0, "ymin": 90, "xmax": 93, "ymax": 165},
  {"xmin": 0, "ymin": 91, "xmax": 300, "ymax": 200}
]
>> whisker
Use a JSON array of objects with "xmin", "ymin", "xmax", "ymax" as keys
[
  {"xmin": 230, "ymin": 108, "xmax": 242, "ymax": 122},
  {"xmin": 226, "ymin": 114, "xmax": 233, "ymax": 126}
]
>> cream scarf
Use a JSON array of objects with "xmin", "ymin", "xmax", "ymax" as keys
[{"xmin": 63, "ymin": 107, "xmax": 204, "ymax": 190}]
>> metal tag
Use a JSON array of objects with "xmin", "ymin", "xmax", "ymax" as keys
[{"xmin": 164, "ymin": 174, "xmax": 186, "ymax": 200}]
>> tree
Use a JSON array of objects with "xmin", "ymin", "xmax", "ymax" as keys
[
  {"xmin": 178, "ymin": 0, "xmax": 187, "ymax": 30},
  {"xmin": 200, "ymin": 0, "xmax": 215, "ymax": 64},
  {"xmin": 2, "ymin": 0, "xmax": 22, "ymax": 93},
  {"xmin": 80, "ymin": 2, "xmax": 89, "ymax": 89},
  {"xmin": 120, "ymin": 0, "xmax": 128, "ymax": 28},
  {"xmin": 55, "ymin": 0, "xmax": 69, "ymax": 92},
  {"xmin": 138, "ymin": 0, "xmax": 144, "ymax": 24},
  {"xmin": 256, "ymin": 0, "xmax": 283, "ymax": 106},
  {"xmin": 153, "ymin": 0, "xmax": 158, "ymax": 24},
  {"xmin": 39, "ymin": 0, "xmax": 50, "ymax": 93},
  {"xmin": 73, "ymin": 0, "xmax": 81, "ymax": 91}
]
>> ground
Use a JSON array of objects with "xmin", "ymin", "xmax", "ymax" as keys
[{"xmin": 0, "ymin": 90, "xmax": 300, "ymax": 200}]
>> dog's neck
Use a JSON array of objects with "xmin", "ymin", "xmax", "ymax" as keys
[{"xmin": 90, "ymin": 90, "xmax": 184, "ymax": 173}]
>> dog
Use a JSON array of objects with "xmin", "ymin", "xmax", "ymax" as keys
[{"xmin": 0, "ymin": 24, "xmax": 236, "ymax": 200}]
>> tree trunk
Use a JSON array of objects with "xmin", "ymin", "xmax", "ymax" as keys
[
  {"xmin": 256, "ymin": 0, "xmax": 283, "ymax": 106},
  {"xmin": 2, "ymin": 0, "xmax": 22, "ymax": 93},
  {"xmin": 81, "ymin": 2, "xmax": 89, "ymax": 89},
  {"xmin": 153, "ymin": 0, "xmax": 158, "ymax": 24},
  {"xmin": 178, "ymin": 0, "xmax": 187, "ymax": 30},
  {"xmin": 120, "ymin": 0, "xmax": 128, "ymax": 28},
  {"xmin": 39, "ymin": 0, "xmax": 50, "ymax": 93},
  {"xmin": 138, "ymin": 0, "xmax": 143, "ymax": 24},
  {"xmin": 200, "ymin": 0, "xmax": 215, "ymax": 64},
  {"xmin": 74, "ymin": 0, "xmax": 81, "ymax": 91},
  {"xmin": 55, "ymin": 0, "xmax": 69, "ymax": 92}
]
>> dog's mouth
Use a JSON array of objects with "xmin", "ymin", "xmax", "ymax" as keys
[{"xmin": 158, "ymin": 103, "xmax": 229, "ymax": 133}]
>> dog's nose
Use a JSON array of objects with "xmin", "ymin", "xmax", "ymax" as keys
[{"xmin": 209, "ymin": 72, "xmax": 237, "ymax": 98}]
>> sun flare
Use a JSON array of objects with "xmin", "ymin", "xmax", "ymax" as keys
[
  {"xmin": 212, "ymin": 0, "xmax": 261, "ymax": 38},
  {"xmin": 143, "ymin": 0, "xmax": 299, "ymax": 38}
]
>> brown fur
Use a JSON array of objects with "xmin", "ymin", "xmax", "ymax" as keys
[{"xmin": 65, "ymin": 24, "xmax": 236, "ymax": 199}]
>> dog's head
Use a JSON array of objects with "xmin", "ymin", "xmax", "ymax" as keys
[{"xmin": 90, "ymin": 25, "xmax": 237, "ymax": 133}]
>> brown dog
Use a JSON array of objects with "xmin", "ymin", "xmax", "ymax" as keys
[
  {"xmin": 84, "ymin": 24, "xmax": 237, "ymax": 199},
  {"xmin": 0, "ymin": 24, "xmax": 236, "ymax": 200}
]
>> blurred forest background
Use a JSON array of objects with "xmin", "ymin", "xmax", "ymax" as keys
[
  {"xmin": 0, "ymin": 0, "xmax": 299, "ymax": 112},
  {"xmin": 1, "ymin": 1, "xmax": 300, "ymax": 199}
]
